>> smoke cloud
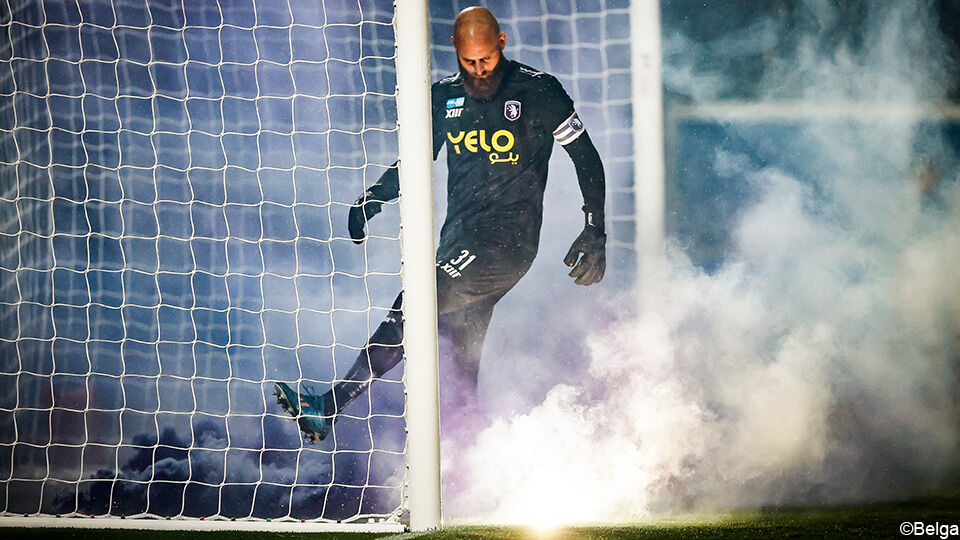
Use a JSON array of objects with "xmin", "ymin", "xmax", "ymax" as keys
[{"xmin": 444, "ymin": 1, "xmax": 960, "ymax": 524}]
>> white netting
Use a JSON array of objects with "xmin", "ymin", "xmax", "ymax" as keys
[{"xmin": 0, "ymin": 0, "xmax": 405, "ymax": 524}]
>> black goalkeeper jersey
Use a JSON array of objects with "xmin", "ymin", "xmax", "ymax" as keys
[
  {"xmin": 331, "ymin": 61, "xmax": 605, "ymax": 428},
  {"xmin": 430, "ymin": 60, "xmax": 587, "ymax": 258}
]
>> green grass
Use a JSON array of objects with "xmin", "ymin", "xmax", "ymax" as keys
[{"xmin": 3, "ymin": 494, "xmax": 959, "ymax": 540}]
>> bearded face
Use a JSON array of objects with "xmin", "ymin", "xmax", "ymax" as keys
[{"xmin": 459, "ymin": 52, "xmax": 507, "ymax": 101}]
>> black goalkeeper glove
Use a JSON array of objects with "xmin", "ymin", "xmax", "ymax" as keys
[
  {"xmin": 563, "ymin": 213, "xmax": 606, "ymax": 286},
  {"xmin": 347, "ymin": 192, "xmax": 383, "ymax": 244}
]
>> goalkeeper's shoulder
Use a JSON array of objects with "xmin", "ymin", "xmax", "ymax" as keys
[
  {"xmin": 512, "ymin": 61, "xmax": 548, "ymax": 80},
  {"xmin": 431, "ymin": 73, "xmax": 462, "ymax": 110},
  {"xmin": 510, "ymin": 61, "xmax": 569, "ymax": 96},
  {"xmin": 433, "ymin": 72, "xmax": 462, "ymax": 92}
]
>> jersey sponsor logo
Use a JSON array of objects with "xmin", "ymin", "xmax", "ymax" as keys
[
  {"xmin": 504, "ymin": 100, "xmax": 521, "ymax": 121},
  {"xmin": 553, "ymin": 111, "xmax": 585, "ymax": 146},
  {"xmin": 488, "ymin": 152, "xmax": 518, "ymax": 165},
  {"xmin": 445, "ymin": 96, "xmax": 465, "ymax": 118},
  {"xmin": 446, "ymin": 129, "xmax": 518, "ymax": 164}
]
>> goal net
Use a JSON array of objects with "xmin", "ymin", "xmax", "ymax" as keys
[
  {"xmin": 1, "ymin": 0, "xmax": 407, "ymax": 528},
  {"xmin": 0, "ymin": 0, "xmax": 640, "ymax": 530}
]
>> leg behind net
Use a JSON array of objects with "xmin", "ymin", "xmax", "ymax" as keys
[
  {"xmin": 331, "ymin": 293, "xmax": 406, "ymax": 414},
  {"xmin": 275, "ymin": 293, "xmax": 403, "ymax": 443}
]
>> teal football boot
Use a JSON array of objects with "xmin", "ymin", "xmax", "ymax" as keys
[{"xmin": 273, "ymin": 382, "xmax": 333, "ymax": 443}]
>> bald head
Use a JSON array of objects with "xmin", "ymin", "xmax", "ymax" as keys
[
  {"xmin": 453, "ymin": 6, "xmax": 501, "ymax": 43},
  {"xmin": 451, "ymin": 7, "xmax": 506, "ymax": 90}
]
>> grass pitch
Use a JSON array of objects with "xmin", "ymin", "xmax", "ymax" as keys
[{"xmin": 3, "ymin": 494, "xmax": 958, "ymax": 539}]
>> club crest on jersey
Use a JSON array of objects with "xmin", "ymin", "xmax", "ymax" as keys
[
  {"xmin": 445, "ymin": 96, "xmax": 464, "ymax": 118},
  {"xmin": 504, "ymin": 100, "xmax": 521, "ymax": 121}
]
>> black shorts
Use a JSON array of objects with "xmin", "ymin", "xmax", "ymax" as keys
[{"xmin": 434, "ymin": 235, "xmax": 535, "ymax": 314}]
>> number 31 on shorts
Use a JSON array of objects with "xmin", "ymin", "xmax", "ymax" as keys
[
  {"xmin": 450, "ymin": 250, "xmax": 476, "ymax": 269},
  {"xmin": 439, "ymin": 249, "xmax": 476, "ymax": 279}
]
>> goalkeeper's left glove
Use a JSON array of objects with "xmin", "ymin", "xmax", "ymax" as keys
[
  {"xmin": 563, "ymin": 211, "xmax": 605, "ymax": 286},
  {"xmin": 347, "ymin": 191, "xmax": 383, "ymax": 244}
]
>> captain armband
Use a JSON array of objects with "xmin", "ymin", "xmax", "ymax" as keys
[{"xmin": 552, "ymin": 111, "xmax": 586, "ymax": 146}]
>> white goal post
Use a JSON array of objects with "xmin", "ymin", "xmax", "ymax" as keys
[
  {"xmin": 394, "ymin": 0, "xmax": 442, "ymax": 532},
  {"xmin": 630, "ymin": 0, "xmax": 665, "ymax": 259}
]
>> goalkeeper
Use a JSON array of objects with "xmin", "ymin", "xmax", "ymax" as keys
[{"xmin": 275, "ymin": 6, "xmax": 606, "ymax": 442}]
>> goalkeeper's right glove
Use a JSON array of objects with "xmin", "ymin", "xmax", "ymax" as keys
[{"xmin": 348, "ymin": 191, "xmax": 383, "ymax": 244}]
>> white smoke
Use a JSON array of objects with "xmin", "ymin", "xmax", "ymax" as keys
[{"xmin": 445, "ymin": 1, "xmax": 960, "ymax": 524}]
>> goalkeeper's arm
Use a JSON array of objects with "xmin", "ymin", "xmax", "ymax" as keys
[
  {"xmin": 350, "ymin": 86, "xmax": 444, "ymax": 244},
  {"xmin": 561, "ymin": 131, "xmax": 607, "ymax": 285},
  {"xmin": 348, "ymin": 163, "xmax": 400, "ymax": 244}
]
